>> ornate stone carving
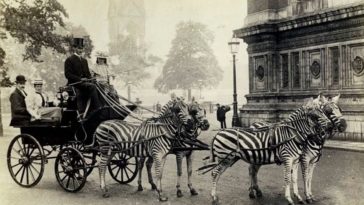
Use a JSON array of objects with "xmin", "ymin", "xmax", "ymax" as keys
[
  {"xmin": 352, "ymin": 56, "xmax": 364, "ymax": 76},
  {"xmin": 256, "ymin": 66, "xmax": 265, "ymax": 81},
  {"xmin": 310, "ymin": 60, "xmax": 321, "ymax": 79}
]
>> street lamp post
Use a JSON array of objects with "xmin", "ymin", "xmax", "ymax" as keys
[{"xmin": 228, "ymin": 36, "xmax": 241, "ymax": 127}]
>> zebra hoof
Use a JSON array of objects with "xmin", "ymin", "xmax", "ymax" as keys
[
  {"xmin": 298, "ymin": 200, "xmax": 305, "ymax": 204},
  {"xmin": 256, "ymin": 190, "xmax": 263, "ymax": 198},
  {"xmin": 177, "ymin": 190, "xmax": 183, "ymax": 198},
  {"xmin": 190, "ymin": 188, "xmax": 198, "ymax": 196},
  {"xmin": 249, "ymin": 191, "xmax": 255, "ymax": 199},
  {"xmin": 137, "ymin": 185, "xmax": 143, "ymax": 192},
  {"xmin": 151, "ymin": 183, "xmax": 157, "ymax": 190},
  {"xmin": 212, "ymin": 197, "xmax": 219, "ymax": 205},
  {"xmin": 159, "ymin": 196, "xmax": 168, "ymax": 202},
  {"xmin": 306, "ymin": 199, "xmax": 313, "ymax": 204},
  {"xmin": 102, "ymin": 192, "xmax": 110, "ymax": 198}
]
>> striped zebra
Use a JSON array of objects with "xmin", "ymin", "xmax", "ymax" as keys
[
  {"xmin": 299, "ymin": 94, "xmax": 346, "ymax": 203},
  {"xmin": 250, "ymin": 94, "xmax": 347, "ymax": 204},
  {"xmin": 198, "ymin": 99, "xmax": 333, "ymax": 205},
  {"xmin": 94, "ymin": 98, "xmax": 195, "ymax": 201},
  {"xmin": 137, "ymin": 104, "xmax": 210, "ymax": 197}
]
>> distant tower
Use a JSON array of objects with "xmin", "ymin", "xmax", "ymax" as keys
[{"xmin": 108, "ymin": 0, "xmax": 146, "ymax": 56}]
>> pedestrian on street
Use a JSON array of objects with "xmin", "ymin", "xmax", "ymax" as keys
[{"xmin": 216, "ymin": 103, "xmax": 230, "ymax": 129}]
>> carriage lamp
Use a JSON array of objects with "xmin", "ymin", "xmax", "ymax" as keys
[
  {"xmin": 228, "ymin": 35, "xmax": 241, "ymax": 127},
  {"xmin": 62, "ymin": 91, "xmax": 69, "ymax": 101}
]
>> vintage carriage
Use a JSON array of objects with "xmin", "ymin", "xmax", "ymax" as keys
[
  {"xmin": 6, "ymin": 82, "xmax": 140, "ymax": 192},
  {"xmin": 7, "ymin": 81, "xmax": 210, "ymax": 197}
]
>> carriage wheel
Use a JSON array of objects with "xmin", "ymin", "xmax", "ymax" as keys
[
  {"xmin": 107, "ymin": 153, "xmax": 138, "ymax": 184},
  {"xmin": 68, "ymin": 143, "xmax": 97, "ymax": 177},
  {"xmin": 7, "ymin": 134, "xmax": 45, "ymax": 188},
  {"xmin": 55, "ymin": 147, "xmax": 87, "ymax": 192}
]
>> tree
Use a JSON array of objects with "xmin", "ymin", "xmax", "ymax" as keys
[
  {"xmin": 0, "ymin": 0, "xmax": 69, "ymax": 61},
  {"xmin": 154, "ymin": 21, "xmax": 223, "ymax": 101},
  {"xmin": 0, "ymin": 0, "xmax": 69, "ymax": 136},
  {"xmin": 109, "ymin": 34, "xmax": 151, "ymax": 100}
]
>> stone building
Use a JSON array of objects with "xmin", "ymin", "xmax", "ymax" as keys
[{"xmin": 235, "ymin": 0, "xmax": 364, "ymax": 141}]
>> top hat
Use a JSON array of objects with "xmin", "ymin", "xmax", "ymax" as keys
[
  {"xmin": 33, "ymin": 79, "xmax": 43, "ymax": 85},
  {"xmin": 15, "ymin": 75, "xmax": 26, "ymax": 83},
  {"xmin": 72, "ymin": 37, "xmax": 84, "ymax": 48},
  {"xmin": 96, "ymin": 57, "xmax": 107, "ymax": 65}
]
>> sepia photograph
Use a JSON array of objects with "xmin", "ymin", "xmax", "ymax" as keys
[{"xmin": 0, "ymin": 0, "xmax": 363, "ymax": 204}]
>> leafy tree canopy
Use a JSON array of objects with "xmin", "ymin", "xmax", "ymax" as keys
[
  {"xmin": 154, "ymin": 21, "xmax": 223, "ymax": 93},
  {"xmin": 0, "ymin": 0, "xmax": 69, "ymax": 62}
]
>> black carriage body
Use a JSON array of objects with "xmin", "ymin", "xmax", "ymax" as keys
[{"xmin": 20, "ymin": 126, "xmax": 76, "ymax": 146}]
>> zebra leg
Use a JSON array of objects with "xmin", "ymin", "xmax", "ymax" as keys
[
  {"xmin": 211, "ymin": 157, "xmax": 238, "ymax": 205},
  {"xmin": 306, "ymin": 162, "xmax": 317, "ymax": 203},
  {"xmin": 283, "ymin": 159, "xmax": 295, "ymax": 205},
  {"xmin": 292, "ymin": 160, "xmax": 304, "ymax": 204},
  {"xmin": 99, "ymin": 147, "xmax": 112, "ymax": 198},
  {"xmin": 186, "ymin": 152, "xmax": 198, "ymax": 196},
  {"xmin": 301, "ymin": 156, "xmax": 312, "ymax": 203},
  {"xmin": 146, "ymin": 157, "xmax": 157, "ymax": 190},
  {"xmin": 176, "ymin": 153, "xmax": 184, "ymax": 198},
  {"xmin": 153, "ymin": 154, "xmax": 168, "ymax": 201},
  {"xmin": 248, "ymin": 164, "xmax": 262, "ymax": 198},
  {"xmin": 137, "ymin": 157, "xmax": 146, "ymax": 191}
]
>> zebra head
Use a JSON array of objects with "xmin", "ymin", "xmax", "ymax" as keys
[
  {"xmin": 160, "ymin": 97, "xmax": 194, "ymax": 131},
  {"xmin": 188, "ymin": 103, "xmax": 210, "ymax": 131},
  {"xmin": 319, "ymin": 94, "xmax": 347, "ymax": 134}
]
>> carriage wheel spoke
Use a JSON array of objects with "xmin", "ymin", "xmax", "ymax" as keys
[
  {"xmin": 66, "ymin": 175, "xmax": 71, "ymax": 188},
  {"xmin": 114, "ymin": 166, "xmax": 121, "ymax": 178},
  {"xmin": 14, "ymin": 165, "xmax": 24, "ymax": 178},
  {"xmin": 110, "ymin": 164, "xmax": 118, "ymax": 171},
  {"xmin": 15, "ymin": 140, "xmax": 25, "ymax": 156},
  {"xmin": 123, "ymin": 168, "xmax": 130, "ymax": 180},
  {"xmin": 125, "ymin": 166, "xmax": 133, "ymax": 175},
  {"xmin": 20, "ymin": 165, "xmax": 26, "ymax": 184},
  {"xmin": 28, "ymin": 165, "xmax": 36, "ymax": 182},
  {"xmin": 11, "ymin": 162, "xmax": 22, "ymax": 169},
  {"xmin": 28, "ymin": 147, "xmax": 36, "ymax": 157},
  {"xmin": 120, "ymin": 167, "xmax": 124, "ymax": 181},
  {"xmin": 12, "ymin": 147, "xmax": 23, "ymax": 157},
  {"xmin": 26, "ymin": 166, "xmax": 29, "ymax": 185},
  {"xmin": 29, "ymin": 163, "xmax": 40, "ymax": 175},
  {"xmin": 60, "ymin": 174, "xmax": 67, "ymax": 183}
]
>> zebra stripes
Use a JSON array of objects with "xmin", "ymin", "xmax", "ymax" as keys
[
  {"xmin": 94, "ymin": 98, "xmax": 194, "ymax": 201},
  {"xmin": 136, "ymin": 104, "xmax": 210, "ymax": 197},
  {"xmin": 202, "ymin": 100, "xmax": 332, "ymax": 205}
]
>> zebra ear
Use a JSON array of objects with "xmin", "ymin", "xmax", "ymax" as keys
[
  {"xmin": 332, "ymin": 94, "xmax": 340, "ymax": 104},
  {"xmin": 317, "ymin": 94, "xmax": 327, "ymax": 104}
]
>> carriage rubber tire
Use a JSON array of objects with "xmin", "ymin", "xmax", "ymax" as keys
[
  {"xmin": 54, "ymin": 147, "xmax": 87, "ymax": 192},
  {"xmin": 107, "ymin": 153, "xmax": 138, "ymax": 184},
  {"xmin": 7, "ymin": 134, "xmax": 45, "ymax": 188}
]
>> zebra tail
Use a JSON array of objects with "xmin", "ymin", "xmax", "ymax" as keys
[
  {"xmin": 196, "ymin": 163, "xmax": 218, "ymax": 175},
  {"xmin": 196, "ymin": 134, "xmax": 219, "ymax": 175}
]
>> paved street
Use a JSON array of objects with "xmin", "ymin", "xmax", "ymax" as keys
[{"xmin": 1, "ymin": 113, "xmax": 364, "ymax": 205}]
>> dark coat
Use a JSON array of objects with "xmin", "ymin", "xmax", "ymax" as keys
[
  {"xmin": 64, "ymin": 54, "xmax": 92, "ymax": 84},
  {"xmin": 9, "ymin": 88, "xmax": 31, "ymax": 126},
  {"xmin": 217, "ymin": 106, "xmax": 230, "ymax": 121}
]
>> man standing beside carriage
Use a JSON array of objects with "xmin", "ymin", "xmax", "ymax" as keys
[{"xmin": 64, "ymin": 37, "xmax": 102, "ymax": 119}]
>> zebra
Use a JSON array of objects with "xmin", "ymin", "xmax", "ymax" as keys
[
  {"xmin": 94, "ymin": 98, "xmax": 196, "ymax": 201},
  {"xmin": 198, "ymin": 99, "xmax": 333, "ymax": 205},
  {"xmin": 298, "ymin": 94, "xmax": 346, "ymax": 203},
  {"xmin": 136, "ymin": 103, "xmax": 210, "ymax": 197}
]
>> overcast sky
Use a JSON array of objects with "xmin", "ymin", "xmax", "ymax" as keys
[{"xmin": 58, "ymin": 0, "xmax": 249, "ymax": 104}]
